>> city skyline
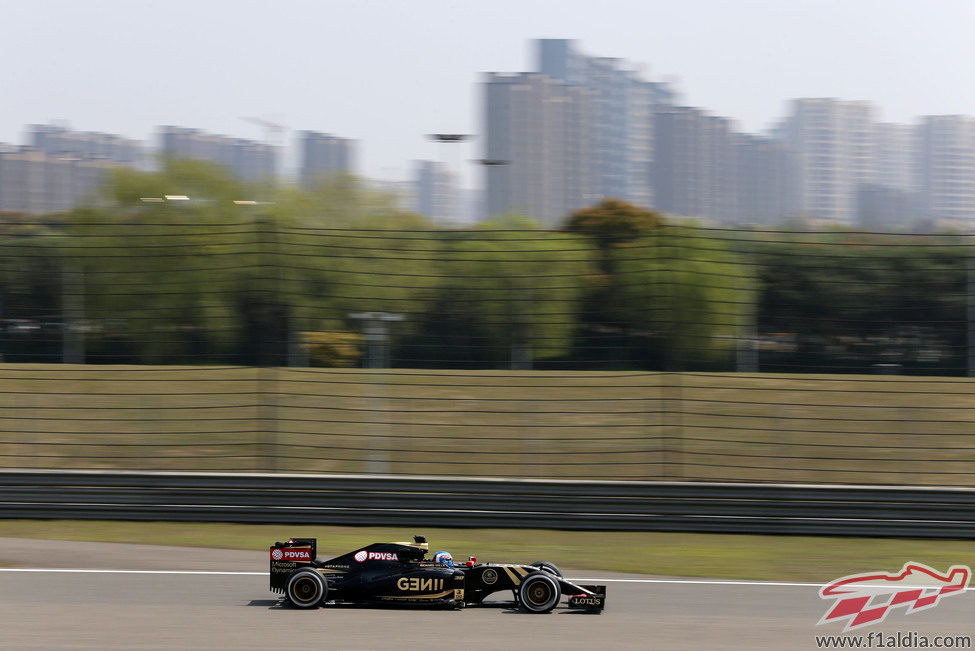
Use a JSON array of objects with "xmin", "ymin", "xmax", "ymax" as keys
[
  {"xmin": 3, "ymin": 94, "xmax": 972, "ymax": 225},
  {"xmin": 2, "ymin": 1, "xmax": 973, "ymax": 189},
  {"xmin": 484, "ymin": 39, "xmax": 975, "ymax": 228}
]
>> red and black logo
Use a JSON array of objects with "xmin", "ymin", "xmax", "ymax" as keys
[{"xmin": 270, "ymin": 547, "xmax": 312, "ymax": 562}]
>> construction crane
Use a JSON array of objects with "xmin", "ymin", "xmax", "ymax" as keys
[{"xmin": 240, "ymin": 116, "xmax": 286, "ymax": 147}]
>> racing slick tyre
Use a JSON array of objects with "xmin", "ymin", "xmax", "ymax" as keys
[
  {"xmin": 531, "ymin": 561, "xmax": 563, "ymax": 578},
  {"xmin": 286, "ymin": 569, "xmax": 328, "ymax": 609},
  {"xmin": 518, "ymin": 572, "xmax": 561, "ymax": 614}
]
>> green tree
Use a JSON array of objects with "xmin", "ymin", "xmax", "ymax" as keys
[
  {"xmin": 272, "ymin": 178, "xmax": 441, "ymax": 358},
  {"xmin": 414, "ymin": 215, "xmax": 593, "ymax": 367},
  {"xmin": 64, "ymin": 159, "xmax": 272, "ymax": 363},
  {"xmin": 0, "ymin": 221, "xmax": 66, "ymax": 361},
  {"xmin": 562, "ymin": 199, "xmax": 666, "ymax": 367},
  {"xmin": 615, "ymin": 225, "xmax": 757, "ymax": 368},
  {"xmin": 565, "ymin": 198, "xmax": 664, "ymax": 274},
  {"xmin": 755, "ymin": 230, "xmax": 966, "ymax": 372},
  {"xmin": 66, "ymin": 162, "xmax": 442, "ymax": 365}
]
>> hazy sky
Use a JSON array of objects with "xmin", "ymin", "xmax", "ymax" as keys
[{"xmin": 3, "ymin": 0, "xmax": 973, "ymax": 187}]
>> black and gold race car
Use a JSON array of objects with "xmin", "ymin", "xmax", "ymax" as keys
[{"xmin": 269, "ymin": 535, "xmax": 606, "ymax": 614}]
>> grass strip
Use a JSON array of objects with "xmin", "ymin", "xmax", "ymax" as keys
[{"xmin": 0, "ymin": 519, "xmax": 970, "ymax": 582}]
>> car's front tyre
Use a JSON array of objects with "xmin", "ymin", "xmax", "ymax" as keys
[
  {"xmin": 285, "ymin": 569, "xmax": 328, "ymax": 609},
  {"xmin": 518, "ymin": 572, "xmax": 561, "ymax": 613},
  {"xmin": 531, "ymin": 561, "xmax": 563, "ymax": 578}
]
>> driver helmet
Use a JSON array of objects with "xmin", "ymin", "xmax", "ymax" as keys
[{"xmin": 433, "ymin": 551, "xmax": 454, "ymax": 567}]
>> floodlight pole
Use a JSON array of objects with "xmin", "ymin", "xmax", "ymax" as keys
[
  {"xmin": 234, "ymin": 199, "xmax": 281, "ymax": 472},
  {"xmin": 472, "ymin": 156, "xmax": 508, "ymax": 223},
  {"xmin": 471, "ymin": 158, "xmax": 530, "ymax": 369},
  {"xmin": 349, "ymin": 311, "xmax": 405, "ymax": 369},
  {"xmin": 349, "ymin": 311, "xmax": 404, "ymax": 473},
  {"xmin": 424, "ymin": 134, "xmax": 473, "ymax": 222},
  {"xmin": 426, "ymin": 134, "xmax": 472, "ymax": 172},
  {"xmin": 426, "ymin": 133, "xmax": 472, "ymax": 144}
]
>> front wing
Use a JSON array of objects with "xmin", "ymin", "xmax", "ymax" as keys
[{"xmin": 464, "ymin": 564, "xmax": 606, "ymax": 612}]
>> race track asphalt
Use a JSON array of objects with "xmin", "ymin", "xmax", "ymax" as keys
[{"xmin": 0, "ymin": 538, "xmax": 972, "ymax": 650}]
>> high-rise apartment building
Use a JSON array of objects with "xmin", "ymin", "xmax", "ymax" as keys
[
  {"xmin": 412, "ymin": 160, "xmax": 457, "ymax": 222},
  {"xmin": 734, "ymin": 133, "xmax": 794, "ymax": 225},
  {"xmin": 652, "ymin": 105, "xmax": 738, "ymax": 222},
  {"xmin": 0, "ymin": 125, "xmax": 143, "ymax": 214},
  {"xmin": 781, "ymin": 98, "xmax": 876, "ymax": 224},
  {"xmin": 483, "ymin": 72, "xmax": 594, "ymax": 226},
  {"xmin": 484, "ymin": 40, "xmax": 674, "ymax": 226},
  {"xmin": 874, "ymin": 122, "xmax": 917, "ymax": 193},
  {"xmin": 917, "ymin": 115, "xmax": 975, "ymax": 227},
  {"xmin": 30, "ymin": 124, "xmax": 143, "ymax": 167},
  {"xmin": 299, "ymin": 131, "xmax": 357, "ymax": 186},
  {"xmin": 0, "ymin": 146, "xmax": 47, "ymax": 213},
  {"xmin": 0, "ymin": 145, "xmax": 116, "ymax": 214},
  {"xmin": 537, "ymin": 39, "xmax": 660, "ymax": 209},
  {"xmin": 158, "ymin": 126, "xmax": 276, "ymax": 181},
  {"xmin": 856, "ymin": 184, "xmax": 922, "ymax": 230}
]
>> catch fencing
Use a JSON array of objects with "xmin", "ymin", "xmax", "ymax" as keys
[{"xmin": 2, "ymin": 219, "xmax": 975, "ymax": 486}]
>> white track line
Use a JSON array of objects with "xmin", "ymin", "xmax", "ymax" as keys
[
  {"xmin": 0, "ymin": 569, "xmax": 265, "ymax": 575},
  {"xmin": 573, "ymin": 578, "xmax": 975, "ymax": 592},
  {"xmin": 580, "ymin": 578, "xmax": 824, "ymax": 587}
]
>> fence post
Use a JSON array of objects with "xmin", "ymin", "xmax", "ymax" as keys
[
  {"xmin": 967, "ymin": 246, "xmax": 975, "ymax": 377},
  {"xmin": 660, "ymin": 224, "xmax": 683, "ymax": 481},
  {"xmin": 256, "ymin": 214, "xmax": 278, "ymax": 473},
  {"xmin": 62, "ymin": 264, "xmax": 84, "ymax": 364},
  {"xmin": 736, "ymin": 233, "xmax": 759, "ymax": 373}
]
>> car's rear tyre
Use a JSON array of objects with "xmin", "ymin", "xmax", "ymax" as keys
[
  {"xmin": 531, "ymin": 561, "xmax": 563, "ymax": 578},
  {"xmin": 286, "ymin": 569, "xmax": 327, "ymax": 609},
  {"xmin": 518, "ymin": 572, "xmax": 561, "ymax": 613}
]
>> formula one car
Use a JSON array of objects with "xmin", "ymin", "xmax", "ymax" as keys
[{"xmin": 269, "ymin": 535, "xmax": 606, "ymax": 614}]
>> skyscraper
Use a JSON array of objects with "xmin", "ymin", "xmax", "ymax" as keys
[
  {"xmin": 299, "ymin": 131, "xmax": 357, "ymax": 186},
  {"xmin": 0, "ymin": 145, "xmax": 117, "ymax": 214},
  {"xmin": 484, "ymin": 40, "xmax": 673, "ymax": 226},
  {"xmin": 158, "ymin": 126, "xmax": 276, "ymax": 182},
  {"xmin": 0, "ymin": 146, "xmax": 48, "ymax": 213},
  {"xmin": 30, "ymin": 124, "xmax": 143, "ymax": 167},
  {"xmin": 851, "ymin": 122, "xmax": 922, "ymax": 229},
  {"xmin": 917, "ymin": 115, "xmax": 975, "ymax": 227},
  {"xmin": 537, "ymin": 39, "xmax": 659, "ymax": 209},
  {"xmin": 483, "ymin": 72, "xmax": 594, "ymax": 226},
  {"xmin": 874, "ymin": 122, "xmax": 917, "ymax": 193},
  {"xmin": 412, "ymin": 160, "xmax": 457, "ymax": 222},
  {"xmin": 0, "ymin": 125, "xmax": 144, "ymax": 214},
  {"xmin": 734, "ymin": 133, "xmax": 794, "ymax": 225},
  {"xmin": 652, "ymin": 105, "xmax": 737, "ymax": 222},
  {"xmin": 781, "ymin": 98, "xmax": 876, "ymax": 224}
]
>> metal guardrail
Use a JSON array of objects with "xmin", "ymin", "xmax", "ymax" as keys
[{"xmin": 1, "ymin": 470, "xmax": 974, "ymax": 538}]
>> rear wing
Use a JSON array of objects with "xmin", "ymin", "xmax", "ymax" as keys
[{"xmin": 269, "ymin": 538, "xmax": 317, "ymax": 592}]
